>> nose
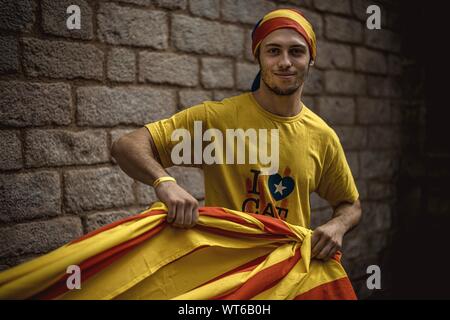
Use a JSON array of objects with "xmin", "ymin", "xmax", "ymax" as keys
[{"xmin": 278, "ymin": 51, "xmax": 292, "ymax": 69}]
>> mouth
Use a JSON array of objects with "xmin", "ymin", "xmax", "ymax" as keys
[{"xmin": 274, "ymin": 73, "xmax": 296, "ymax": 79}]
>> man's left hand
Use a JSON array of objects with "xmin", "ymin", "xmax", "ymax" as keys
[{"xmin": 311, "ymin": 220, "xmax": 346, "ymax": 261}]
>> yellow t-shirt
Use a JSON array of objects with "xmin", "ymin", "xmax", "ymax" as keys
[{"xmin": 145, "ymin": 92, "xmax": 359, "ymax": 228}]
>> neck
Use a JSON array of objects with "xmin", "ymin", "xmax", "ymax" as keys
[{"xmin": 252, "ymin": 82, "xmax": 304, "ymax": 117}]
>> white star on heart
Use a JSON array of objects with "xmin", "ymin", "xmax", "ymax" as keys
[{"xmin": 274, "ymin": 181, "xmax": 287, "ymax": 195}]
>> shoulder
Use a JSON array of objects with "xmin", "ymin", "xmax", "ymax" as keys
[
  {"xmin": 302, "ymin": 104, "xmax": 341, "ymax": 147},
  {"xmin": 204, "ymin": 92, "xmax": 247, "ymax": 108},
  {"xmin": 177, "ymin": 92, "xmax": 247, "ymax": 126},
  {"xmin": 201, "ymin": 92, "xmax": 248, "ymax": 117}
]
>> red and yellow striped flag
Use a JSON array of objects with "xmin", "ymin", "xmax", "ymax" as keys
[{"xmin": 0, "ymin": 202, "xmax": 356, "ymax": 300}]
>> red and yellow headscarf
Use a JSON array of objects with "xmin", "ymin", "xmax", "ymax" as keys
[
  {"xmin": 252, "ymin": 8, "xmax": 317, "ymax": 60},
  {"xmin": 251, "ymin": 8, "xmax": 317, "ymax": 91}
]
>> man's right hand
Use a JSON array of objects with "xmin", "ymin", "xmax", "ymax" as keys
[{"xmin": 154, "ymin": 181, "xmax": 199, "ymax": 229}]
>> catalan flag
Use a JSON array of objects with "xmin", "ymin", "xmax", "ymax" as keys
[{"xmin": 0, "ymin": 202, "xmax": 356, "ymax": 300}]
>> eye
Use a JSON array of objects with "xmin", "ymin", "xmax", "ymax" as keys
[
  {"xmin": 268, "ymin": 48, "xmax": 279, "ymax": 54},
  {"xmin": 290, "ymin": 48, "xmax": 305, "ymax": 56}
]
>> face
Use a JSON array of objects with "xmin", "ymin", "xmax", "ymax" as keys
[{"xmin": 257, "ymin": 28, "xmax": 311, "ymax": 96}]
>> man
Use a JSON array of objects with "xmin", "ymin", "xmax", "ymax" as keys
[{"xmin": 112, "ymin": 8, "xmax": 362, "ymax": 261}]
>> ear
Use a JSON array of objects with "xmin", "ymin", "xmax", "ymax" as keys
[{"xmin": 255, "ymin": 48, "xmax": 261, "ymax": 65}]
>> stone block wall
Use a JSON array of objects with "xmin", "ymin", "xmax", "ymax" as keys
[{"xmin": 0, "ymin": 0, "xmax": 407, "ymax": 299}]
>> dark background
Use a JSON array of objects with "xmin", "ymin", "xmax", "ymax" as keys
[{"xmin": 382, "ymin": 1, "xmax": 450, "ymax": 299}]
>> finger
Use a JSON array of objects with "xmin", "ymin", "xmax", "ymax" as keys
[
  {"xmin": 311, "ymin": 231, "xmax": 321, "ymax": 249},
  {"xmin": 167, "ymin": 201, "xmax": 176, "ymax": 223},
  {"xmin": 311, "ymin": 235, "xmax": 327, "ymax": 257},
  {"xmin": 183, "ymin": 202, "xmax": 194, "ymax": 228},
  {"xmin": 173, "ymin": 202, "xmax": 185, "ymax": 228},
  {"xmin": 316, "ymin": 242, "xmax": 334, "ymax": 260},
  {"xmin": 189, "ymin": 204, "xmax": 199, "ymax": 228},
  {"xmin": 326, "ymin": 245, "xmax": 339, "ymax": 261},
  {"xmin": 194, "ymin": 205, "xmax": 200, "ymax": 225}
]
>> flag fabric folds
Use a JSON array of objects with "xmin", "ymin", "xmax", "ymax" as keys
[{"xmin": 0, "ymin": 202, "xmax": 356, "ymax": 300}]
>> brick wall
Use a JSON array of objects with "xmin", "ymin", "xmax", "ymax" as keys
[{"xmin": 0, "ymin": 0, "xmax": 407, "ymax": 299}]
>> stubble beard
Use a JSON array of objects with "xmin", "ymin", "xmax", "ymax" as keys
[{"xmin": 260, "ymin": 65, "xmax": 309, "ymax": 96}]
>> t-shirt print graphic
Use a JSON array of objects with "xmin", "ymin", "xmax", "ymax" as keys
[{"xmin": 242, "ymin": 166, "xmax": 294, "ymax": 220}]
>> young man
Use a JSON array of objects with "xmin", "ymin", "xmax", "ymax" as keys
[{"xmin": 112, "ymin": 8, "xmax": 362, "ymax": 261}]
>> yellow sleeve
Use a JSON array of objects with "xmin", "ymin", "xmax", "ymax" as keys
[
  {"xmin": 316, "ymin": 130, "xmax": 359, "ymax": 207},
  {"xmin": 144, "ymin": 104, "xmax": 207, "ymax": 168}
]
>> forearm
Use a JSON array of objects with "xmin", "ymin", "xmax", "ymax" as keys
[
  {"xmin": 111, "ymin": 132, "xmax": 168, "ymax": 186},
  {"xmin": 112, "ymin": 128, "xmax": 201, "ymax": 229},
  {"xmin": 329, "ymin": 199, "xmax": 362, "ymax": 234},
  {"xmin": 311, "ymin": 199, "xmax": 361, "ymax": 260}
]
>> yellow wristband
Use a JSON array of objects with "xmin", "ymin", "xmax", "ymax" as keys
[{"xmin": 153, "ymin": 176, "xmax": 176, "ymax": 189}]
